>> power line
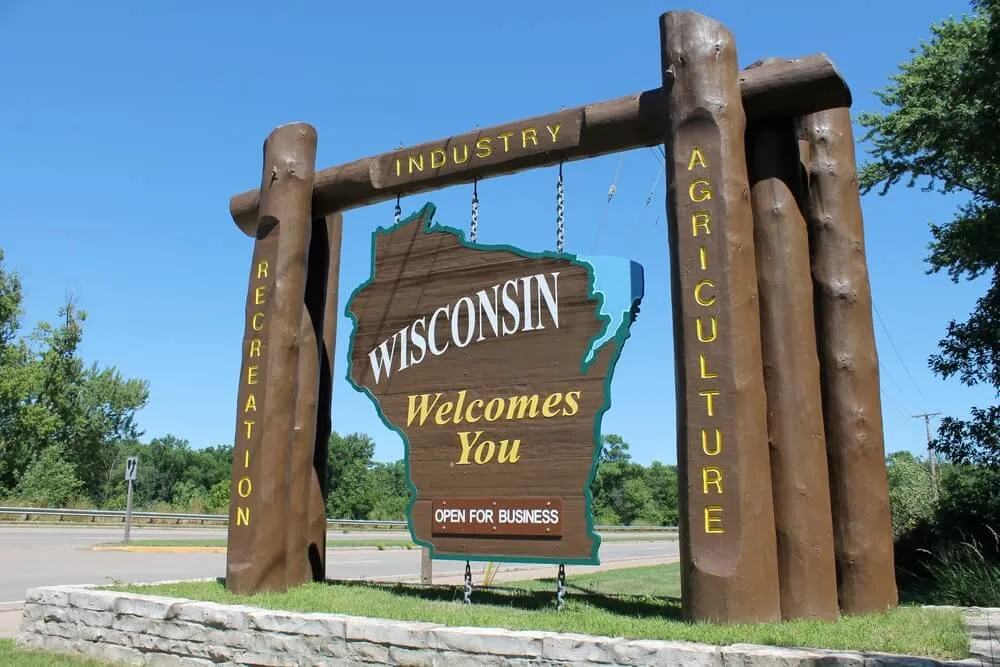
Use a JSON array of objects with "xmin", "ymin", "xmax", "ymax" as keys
[
  {"xmin": 872, "ymin": 300, "xmax": 928, "ymax": 403},
  {"xmin": 591, "ymin": 154, "xmax": 625, "ymax": 251}
]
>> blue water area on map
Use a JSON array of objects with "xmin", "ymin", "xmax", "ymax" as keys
[{"xmin": 576, "ymin": 255, "xmax": 645, "ymax": 370}]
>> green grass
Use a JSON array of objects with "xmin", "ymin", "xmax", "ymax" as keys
[
  {"xmin": 510, "ymin": 563, "xmax": 682, "ymax": 598},
  {"xmin": 109, "ymin": 563, "xmax": 969, "ymax": 660},
  {"xmin": 0, "ymin": 639, "xmax": 109, "ymax": 666},
  {"xmin": 95, "ymin": 538, "xmax": 416, "ymax": 549}
]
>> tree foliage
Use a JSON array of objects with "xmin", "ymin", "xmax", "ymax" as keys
[
  {"xmin": 857, "ymin": 0, "xmax": 1000, "ymax": 468},
  {"xmin": 0, "ymin": 250, "xmax": 149, "ymax": 501},
  {"xmin": 886, "ymin": 451, "xmax": 937, "ymax": 539}
]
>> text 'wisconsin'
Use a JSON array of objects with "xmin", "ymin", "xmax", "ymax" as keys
[{"xmin": 366, "ymin": 272, "xmax": 561, "ymax": 384}]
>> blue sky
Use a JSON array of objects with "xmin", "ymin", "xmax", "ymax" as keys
[{"xmin": 1, "ymin": 0, "xmax": 992, "ymax": 466}]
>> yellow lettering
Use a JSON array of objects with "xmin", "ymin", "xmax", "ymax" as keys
[
  {"xmin": 406, "ymin": 393, "xmax": 442, "ymax": 428},
  {"xmin": 244, "ymin": 394, "xmax": 257, "ymax": 412},
  {"xmin": 704, "ymin": 505, "xmax": 724, "ymax": 533},
  {"xmin": 698, "ymin": 390, "xmax": 720, "ymax": 417},
  {"xmin": 541, "ymin": 392, "xmax": 564, "ymax": 417},
  {"xmin": 430, "ymin": 149, "xmax": 446, "ymax": 168},
  {"xmin": 521, "ymin": 127, "xmax": 538, "ymax": 148},
  {"xmin": 456, "ymin": 430, "xmax": 484, "ymax": 465},
  {"xmin": 249, "ymin": 339, "xmax": 262, "ymax": 358},
  {"xmin": 702, "ymin": 467, "xmax": 723, "ymax": 494},
  {"xmin": 434, "ymin": 400, "xmax": 455, "ymax": 425},
  {"xmin": 699, "ymin": 246, "xmax": 708, "ymax": 271},
  {"xmin": 475, "ymin": 137, "xmax": 492, "ymax": 158},
  {"xmin": 562, "ymin": 390, "xmax": 581, "ymax": 416},
  {"xmin": 243, "ymin": 420, "xmax": 255, "ymax": 439},
  {"xmin": 246, "ymin": 365, "xmax": 258, "ymax": 384},
  {"xmin": 687, "ymin": 147, "xmax": 707, "ymax": 170},
  {"xmin": 252, "ymin": 312, "xmax": 264, "ymax": 331},
  {"xmin": 701, "ymin": 429, "xmax": 722, "ymax": 455},
  {"xmin": 256, "ymin": 261, "xmax": 268, "ymax": 279},
  {"xmin": 254, "ymin": 285, "xmax": 266, "ymax": 305},
  {"xmin": 474, "ymin": 439, "xmax": 496, "ymax": 464},
  {"xmin": 237, "ymin": 506, "xmax": 250, "ymax": 526},
  {"xmin": 694, "ymin": 280, "xmax": 716, "ymax": 307},
  {"xmin": 243, "ymin": 449, "xmax": 250, "ymax": 468},
  {"xmin": 506, "ymin": 394, "xmax": 540, "ymax": 420},
  {"xmin": 237, "ymin": 476, "xmax": 252, "ymax": 498},
  {"xmin": 395, "ymin": 158, "xmax": 401, "ymax": 177},
  {"xmin": 699, "ymin": 354, "xmax": 718, "ymax": 379},
  {"xmin": 497, "ymin": 131, "xmax": 514, "ymax": 152},
  {"xmin": 407, "ymin": 154, "xmax": 424, "ymax": 174},
  {"xmin": 689, "ymin": 178, "xmax": 712, "ymax": 203},
  {"xmin": 696, "ymin": 317, "xmax": 718, "ymax": 342},
  {"xmin": 452, "ymin": 144, "xmax": 469, "ymax": 164},
  {"xmin": 484, "ymin": 398, "xmax": 504, "ymax": 422},
  {"xmin": 497, "ymin": 438, "xmax": 521, "ymax": 463},
  {"xmin": 546, "ymin": 123, "xmax": 561, "ymax": 143},
  {"xmin": 465, "ymin": 399, "xmax": 484, "ymax": 423},
  {"xmin": 691, "ymin": 211, "xmax": 712, "ymax": 236}
]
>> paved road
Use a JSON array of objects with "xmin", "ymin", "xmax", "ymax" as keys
[{"xmin": 0, "ymin": 525, "xmax": 678, "ymax": 603}]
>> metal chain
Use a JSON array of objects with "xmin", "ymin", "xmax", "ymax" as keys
[
  {"xmin": 556, "ymin": 563, "xmax": 566, "ymax": 611},
  {"xmin": 394, "ymin": 195, "xmax": 401, "ymax": 224},
  {"xmin": 470, "ymin": 181, "xmax": 479, "ymax": 243},
  {"xmin": 463, "ymin": 561, "xmax": 473, "ymax": 604},
  {"xmin": 556, "ymin": 162, "xmax": 565, "ymax": 253}
]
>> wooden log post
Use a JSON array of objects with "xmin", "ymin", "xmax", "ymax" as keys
[
  {"xmin": 225, "ymin": 122, "xmax": 318, "ymax": 594},
  {"xmin": 797, "ymin": 107, "xmax": 898, "ymax": 614},
  {"xmin": 658, "ymin": 10, "xmax": 781, "ymax": 624},
  {"xmin": 746, "ymin": 119, "xmax": 839, "ymax": 621},
  {"xmin": 309, "ymin": 212, "xmax": 343, "ymax": 581},
  {"xmin": 286, "ymin": 215, "xmax": 332, "ymax": 586}
]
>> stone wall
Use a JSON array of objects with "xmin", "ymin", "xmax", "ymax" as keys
[{"xmin": 15, "ymin": 585, "xmax": 984, "ymax": 666}]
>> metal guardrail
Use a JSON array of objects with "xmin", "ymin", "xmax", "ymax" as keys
[{"xmin": 0, "ymin": 506, "xmax": 678, "ymax": 532}]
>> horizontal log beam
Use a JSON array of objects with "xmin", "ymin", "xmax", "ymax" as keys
[{"xmin": 229, "ymin": 53, "xmax": 850, "ymax": 235}]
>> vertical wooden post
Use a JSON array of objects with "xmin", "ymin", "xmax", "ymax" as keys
[
  {"xmin": 747, "ymin": 120, "xmax": 840, "ymax": 620},
  {"xmin": 658, "ymin": 10, "xmax": 781, "ymax": 623},
  {"xmin": 287, "ymin": 215, "xmax": 332, "ymax": 586},
  {"xmin": 226, "ymin": 122, "xmax": 318, "ymax": 594},
  {"xmin": 310, "ymin": 212, "xmax": 343, "ymax": 581},
  {"xmin": 797, "ymin": 107, "xmax": 898, "ymax": 614}
]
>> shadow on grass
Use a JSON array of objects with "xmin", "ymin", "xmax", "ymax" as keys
[{"xmin": 316, "ymin": 577, "xmax": 685, "ymax": 621}]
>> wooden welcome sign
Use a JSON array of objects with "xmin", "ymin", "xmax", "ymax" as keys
[{"xmin": 345, "ymin": 203, "xmax": 644, "ymax": 564}]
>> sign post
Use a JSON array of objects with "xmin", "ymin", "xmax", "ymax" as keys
[{"xmin": 123, "ymin": 456, "xmax": 138, "ymax": 544}]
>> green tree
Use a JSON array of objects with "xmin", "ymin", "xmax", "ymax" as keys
[
  {"xmin": 326, "ymin": 431, "xmax": 378, "ymax": 519},
  {"xmin": 885, "ymin": 451, "xmax": 937, "ymax": 538},
  {"xmin": 205, "ymin": 479, "xmax": 231, "ymax": 514},
  {"xmin": 644, "ymin": 461, "xmax": 679, "ymax": 525},
  {"xmin": 13, "ymin": 445, "xmax": 85, "ymax": 507},
  {"xmin": 858, "ymin": 0, "xmax": 1000, "ymax": 468}
]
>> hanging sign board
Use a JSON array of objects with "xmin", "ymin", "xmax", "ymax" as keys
[{"xmin": 346, "ymin": 203, "xmax": 644, "ymax": 565}]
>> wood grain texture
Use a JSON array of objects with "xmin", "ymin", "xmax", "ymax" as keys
[
  {"xmin": 225, "ymin": 219, "xmax": 279, "ymax": 593},
  {"xmin": 797, "ymin": 107, "xmax": 898, "ymax": 615},
  {"xmin": 309, "ymin": 212, "xmax": 343, "ymax": 582},
  {"xmin": 747, "ymin": 120, "xmax": 839, "ymax": 621},
  {"xmin": 287, "ymin": 214, "xmax": 335, "ymax": 585},
  {"xmin": 228, "ymin": 54, "xmax": 850, "ymax": 235},
  {"xmin": 346, "ymin": 204, "xmax": 641, "ymax": 563},
  {"xmin": 659, "ymin": 9, "xmax": 781, "ymax": 624},
  {"xmin": 225, "ymin": 122, "xmax": 318, "ymax": 594}
]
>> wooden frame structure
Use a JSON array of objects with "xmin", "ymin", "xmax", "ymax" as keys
[{"xmin": 223, "ymin": 9, "xmax": 897, "ymax": 624}]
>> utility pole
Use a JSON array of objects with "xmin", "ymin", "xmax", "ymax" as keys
[{"xmin": 913, "ymin": 412, "xmax": 941, "ymax": 495}]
